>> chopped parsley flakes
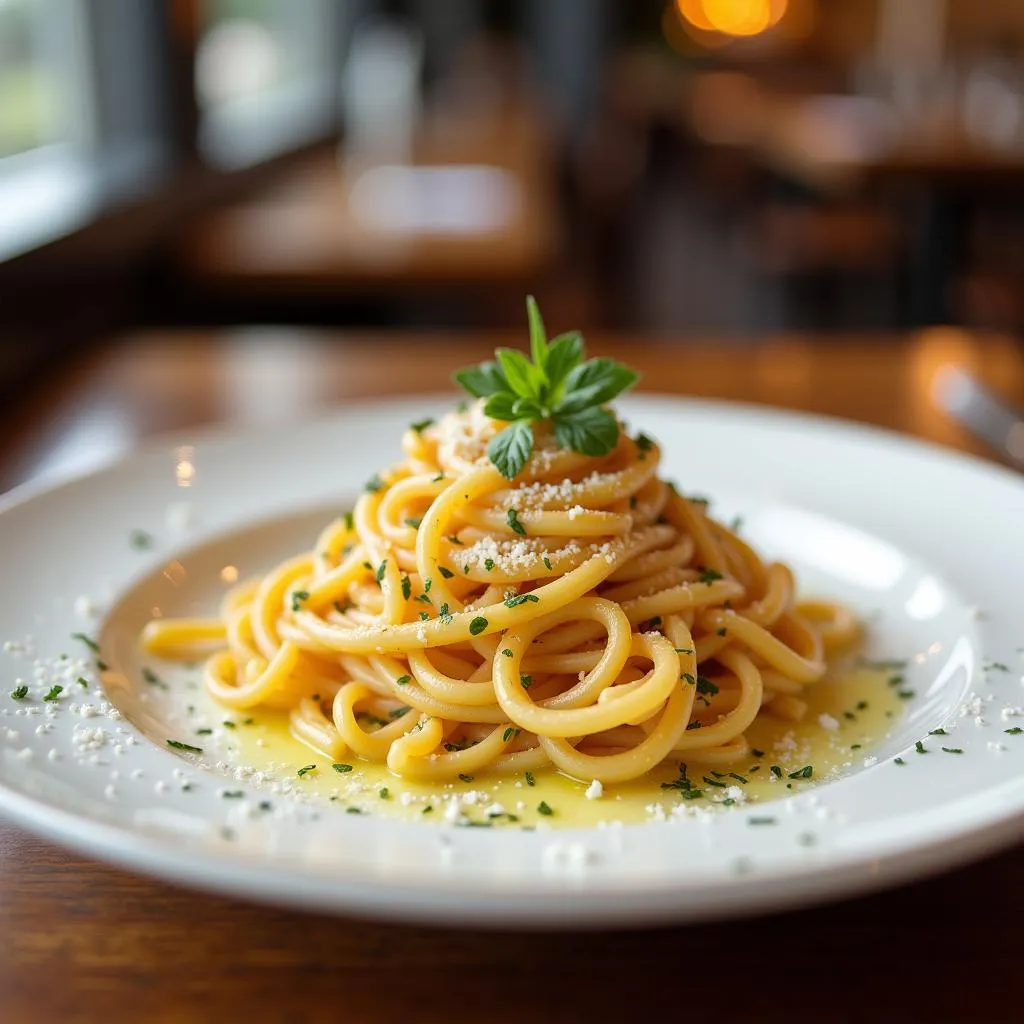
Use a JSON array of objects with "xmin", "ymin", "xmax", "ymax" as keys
[
  {"xmin": 71, "ymin": 632, "xmax": 100, "ymax": 653},
  {"xmin": 167, "ymin": 739, "xmax": 203, "ymax": 753},
  {"xmin": 506, "ymin": 509, "xmax": 527, "ymax": 536}
]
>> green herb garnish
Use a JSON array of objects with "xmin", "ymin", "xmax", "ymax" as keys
[
  {"xmin": 503, "ymin": 593, "xmax": 540, "ymax": 609},
  {"xmin": 43, "ymin": 685, "xmax": 63, "ymax": 702},
  {"xmin": 469, "ymin": 616, "xmax": 488, "ymax": 636},
  {"xmin": 537, "ymin": 800, "xmax": 554, "ymax": 816},
  {"xmin": 506, "ymin": 509, "xmax": 527, "ymax": 536},
  {"xmin": 167, "ymin": 739, "xmax": 203, "ymax": 753},
  {"xmin": 10, "ymin": 685, "xmax": 28, "ymax": 700},
  {"xmin": 71, "ymin": 632, "xmax": 100, "ymax": 653},
  {"xmin": 297, "ymin": 764, "xmax": 316, "ymax": 776},
  {"xmin": 696, "ymin": 676, "xmax": 719, "ymax": 697},
  {"xmin": 453, "ymin": 298, "xmax": 640, "ymax": 479}
]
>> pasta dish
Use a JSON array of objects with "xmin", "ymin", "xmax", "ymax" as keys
[{"xmin": 143, "ymin": 301, "xmax": 858, "ymax": 789}]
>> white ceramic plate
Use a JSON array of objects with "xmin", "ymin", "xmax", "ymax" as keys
[{"xmin": 1, "ymin": 395, "xmax": 1022, "ymax": 929}]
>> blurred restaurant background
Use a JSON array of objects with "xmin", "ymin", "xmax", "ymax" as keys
[{"xmin": 3, "ymin": 0, "xmax": 1024, "ymax": 433}]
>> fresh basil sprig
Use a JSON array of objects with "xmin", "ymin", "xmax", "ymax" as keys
[{"xmin": 453, "ymin": 298, "xmax": 640, "ymax": 479}]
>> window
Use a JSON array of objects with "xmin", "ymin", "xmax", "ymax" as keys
[
  {"xmin": 0, "ymin": 1, "xmax": 342, "ymax": 262},
  {"xmin": 0, "ymin": 0, "xmax": 90, "ymax": 160},
  {"xmin": 0, "ymin": 0, "xmax": 98, "ymax": 258},
  {"xmin": 0, "ymin": 0, "xmax": 173, "ymax": 261},
  {"xmin": 195, "ymin": 0, "xmax": 338, "ymax": 168}
]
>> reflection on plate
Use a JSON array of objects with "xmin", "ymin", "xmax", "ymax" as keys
[{"xmin": 0, "ymin": 395, "xmax": 1021, "ymax": 927}]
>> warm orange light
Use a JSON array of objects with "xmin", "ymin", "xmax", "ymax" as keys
[
  {"xmin": 675, "ymin": 0, "xmax": 715, "ymax": 32},
  {"xmin": 700, "ymin": 0, "xmax": 776, "ymax": 37},
  {"xmin": 671, "ymin": 0, "xmax": 795, "ymax": 50}
]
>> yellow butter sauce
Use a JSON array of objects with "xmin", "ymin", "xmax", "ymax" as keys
[{"xmin": 201, "ymin": 664, "xmax": 903, "ymax": 828}]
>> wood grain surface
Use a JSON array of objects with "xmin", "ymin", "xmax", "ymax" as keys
[{"xmin": 2, "ymin": 327, "xmax": 1022, "ymax": 1023}]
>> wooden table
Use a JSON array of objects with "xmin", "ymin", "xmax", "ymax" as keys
[
  {"xmin": 178, "ymin": 103, "xmax": 561, "ymax": 299},
  {"xmin": 3, "ymin": 328, "xmax": 1023, "ymax": 1022}
]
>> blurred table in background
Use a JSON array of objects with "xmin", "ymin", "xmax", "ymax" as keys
[
  {"xmin": 2, "ymin": 327, "xmax": 1024, "ymax": 1021},
  {"xmin": 178, "ymin": 101, "xmax": 561, "ymax": 307},
  {"xmin": 682, "ymin": 72, "xmax": 1024, "ymax": 326}
]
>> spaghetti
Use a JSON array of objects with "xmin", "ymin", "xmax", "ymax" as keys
[{"xmin": 142, "ymin": 402, "xmax": 859, "ymax": 786}]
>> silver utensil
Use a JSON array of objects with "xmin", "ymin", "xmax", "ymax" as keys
[{"xmin": 931, "ymin": 365, "xmax": 1024, "ymax": 471}]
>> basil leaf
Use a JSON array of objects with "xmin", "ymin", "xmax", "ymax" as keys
[
  {"xmin": 488, "ymin": 420, "xmax": 534, "ymax": 479},
  {"xmin": 454, "ymin": 360, "xmax": 509, "ymax": 398},
  {"xmin": 553, "ymin": 406, "xmax": 619, "ymax": 457},
  {"xmin": 544, "ymin": 332, "xmax": 584, "ymax": 402},
  {"xmin": 511, "ymin": 395, "xmax": 544, "ymax": 419},
  {"xmin": 526, "ymin": 295, "xmax": 548, "ymax": 372},
  {"xmin": 483, "ymin": 391, "xmax": 519, "ymax": 421},
  {"xmin": 497, "ymin": 348, "xmax": 541, "ymax": 400},
  {"xmin": 557, "ymin": 359, "xmax": 640, "ymax": 414}
]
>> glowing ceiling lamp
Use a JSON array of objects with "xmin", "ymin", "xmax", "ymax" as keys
[{"xmin": 675, "ymin": 0, "xmax": 789, "ymax": 39}]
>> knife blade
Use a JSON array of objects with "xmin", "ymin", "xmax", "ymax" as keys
[{"xmin": 931, "ymin": 365, "xmax": 1024, "ymax": 471}]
